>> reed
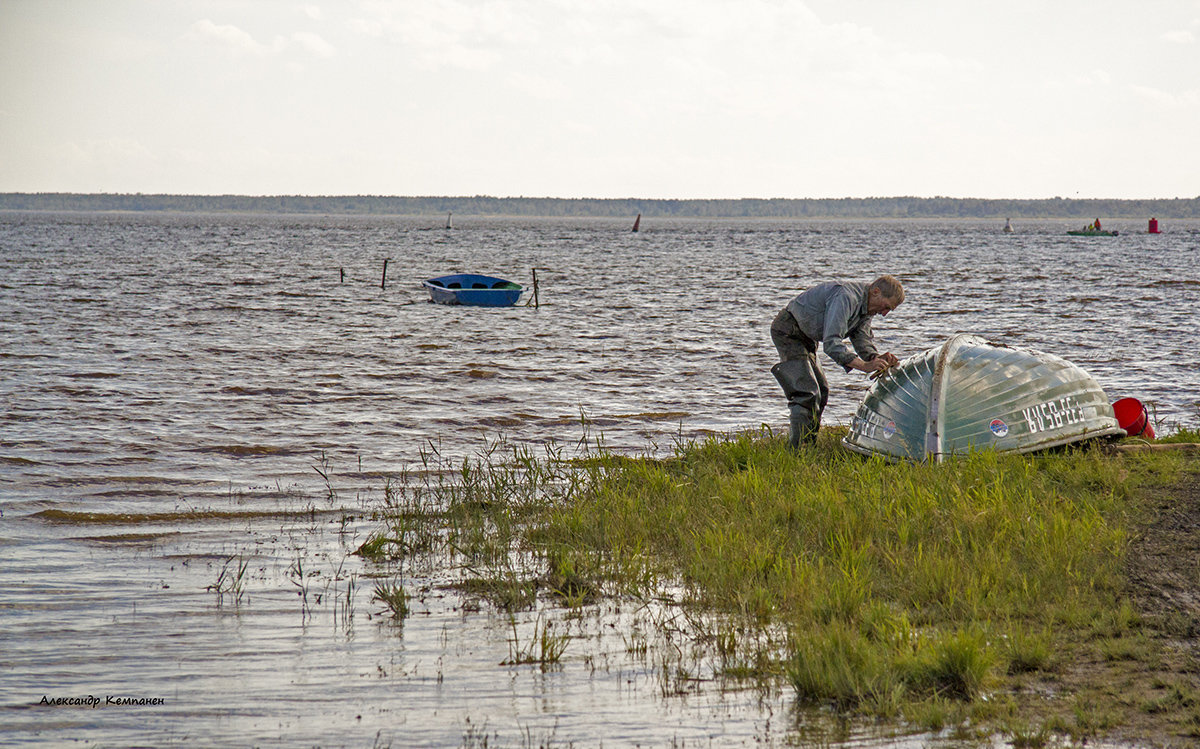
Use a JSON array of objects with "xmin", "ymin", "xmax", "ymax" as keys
[
  {"xmin": 287, "ymin": 555, "xmax": 319, "ymax": 621},
  {"xmin": 312, "ymin": 451, "xmax": 338, "ymax": 504},
  {"xmin": 503, "ymin": 613, "xmax": 569, "ymax": 669},
  {"xmin": 372, "ymin": 579, "xmax": 409, "ymax": 620},
  {"xmin": 207, "ymin": 555, "xmax": 249, "ymax": 606}
]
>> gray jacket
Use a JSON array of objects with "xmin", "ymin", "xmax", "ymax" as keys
[{"xmin": 784, "ymin": 281, "xmax": 880, "ymax": 369}]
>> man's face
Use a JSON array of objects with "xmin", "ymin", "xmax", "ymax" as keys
[{"xmin": 869, "ymin": 288, "xmax": 901, "ymax": 316}]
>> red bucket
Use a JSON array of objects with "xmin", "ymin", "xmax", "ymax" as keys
[{"xmin": 1112, "ymin": 397, "xmax": 1156, "ymax": 439}]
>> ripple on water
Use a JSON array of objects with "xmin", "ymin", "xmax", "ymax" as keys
[{"xmin": 2, "ymin": 214, "xmax": 1199, "ymax": 746}]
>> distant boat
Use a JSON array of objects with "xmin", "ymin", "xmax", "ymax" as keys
[
  {"xmin": 423, "ymin": 274, "xmax": 523, "ymax": 307},
  {"xmin": 843, "ymin": 334, "xmax": 1124, "ymax": 462},
  {"xmin": 1069, "ymin": 219, "xmax": 1115, "ymax": 236},
  {"xmin": 1003, "ymin": 218, "xmax": 1014, "ymax": 233},
  {"xmin": 632, "ymin": 213, "xmax": 641, "ymax": 232}
]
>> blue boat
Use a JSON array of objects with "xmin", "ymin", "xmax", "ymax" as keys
[{"xmin": 422, "ymin": 274, "xmax": 524, "ymax": 307}]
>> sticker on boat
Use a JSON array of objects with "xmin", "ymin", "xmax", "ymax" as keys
[{"xmin": 989, "ymin": 419, "xmax": 1009, "ymax": 438}]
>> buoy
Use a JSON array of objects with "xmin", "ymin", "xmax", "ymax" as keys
[
  {"xmin": 1148, "ymin": 217, "xmax": 1160, "ymax": 234},
  {"xmin": 1113, "ymin": 397, "xmax": 1156, "ymax": 439},
  {"xmin": 632, "ymin": 213, "xmax": 641, "ymax": 232}
]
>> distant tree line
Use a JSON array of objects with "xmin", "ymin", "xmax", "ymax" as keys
[{"xmin": 2, "ymin": 193, "xmax": 1198, "ymax": 218}]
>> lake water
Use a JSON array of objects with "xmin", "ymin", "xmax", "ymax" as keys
[{"xmin": 2, "ymin": 212, "xmax": 1197, "ymax": 747}]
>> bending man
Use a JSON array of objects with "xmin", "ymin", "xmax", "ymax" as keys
[{"xmin": 770, "ymin": 276, "xmax": 904, "ymax": 447}]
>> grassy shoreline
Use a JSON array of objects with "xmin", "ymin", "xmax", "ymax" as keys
[{"xmin": 359, "ymin": 427, "xmax": 1200, "ymax": 746}]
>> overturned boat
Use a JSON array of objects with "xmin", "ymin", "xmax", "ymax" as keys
[{"xmin": 843, "ymin": 334, "xmax": 1124, "ymax": 462}]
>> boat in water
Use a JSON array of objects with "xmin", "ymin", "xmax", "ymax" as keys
[
  {"xmin": 1068, "ymin": 219, "xmax": 1117, "ymax": 236},
  {"xmin": 843, "ymin": 334, "xmax": 1124, "ymax": 462},
  {"xmin": 422, "ymin": 274, "xmax": 524, "ymax": 307}
]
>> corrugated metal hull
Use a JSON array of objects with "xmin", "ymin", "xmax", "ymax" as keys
[{"xmin": 843, "ymin": 334, "xmax": 1124, "ymax": 461}]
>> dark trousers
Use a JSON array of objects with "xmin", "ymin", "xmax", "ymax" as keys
[{"xmin": 770, "ymin": 308, "xmax": 828, "ymax": 445}]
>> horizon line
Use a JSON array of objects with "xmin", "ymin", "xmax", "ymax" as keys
[{"xmin": 3, "ymin": 191, "xmax": 1200, "ymax": 202}]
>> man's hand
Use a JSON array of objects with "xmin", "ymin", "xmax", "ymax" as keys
[
  {"xmin": 850, "ymin": 353, "xmax": 901, "ymax": 380},
  {"xmin": 850, "ymin": 356, "xmax": 892, "ymax": 374}
]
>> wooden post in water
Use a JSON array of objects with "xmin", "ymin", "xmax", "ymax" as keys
[
  {"xmin": 526, "ymin": 267, "xmax": 545, "ymax": 308},
  {"xmin": 340, "ymin": 268, "xmax": 344, "ymax": 283},
  {"xmin": 381, "ymin": 259, "xmax": 391, "ymax": 289}
]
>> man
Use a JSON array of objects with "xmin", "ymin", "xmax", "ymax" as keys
[{"xmin": 770, "ymin": 275, "xmax": 904, "ymax": 447}]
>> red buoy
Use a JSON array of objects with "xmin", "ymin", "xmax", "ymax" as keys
[{"xmin": 1148, "ymin": 217, "xmax": 1160, "ymax": 234}]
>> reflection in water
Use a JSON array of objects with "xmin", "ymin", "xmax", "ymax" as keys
[{"xmin": 1, "ymin": 214, "xmax": 1197, "ymax": 745}]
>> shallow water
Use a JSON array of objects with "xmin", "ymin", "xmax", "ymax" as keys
[{"xmin": 2, "ymin": 212, "xmax": 1197, "ymax": 746}]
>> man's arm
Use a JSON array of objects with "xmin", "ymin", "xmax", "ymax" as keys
[
  {"xmin": 819, "ymin": 290, "xmax": 859, "ymax": 369},
  {"xmin": 823, "ymin": 288, "xmax": 898, "ymax": 373},
  {"xmin": 846, "ymin": 317, "xmax": 900, "ymax": 372},
  {"xmin": 849, "ymin": 317, "xmax": 880, "ymax": 363}
]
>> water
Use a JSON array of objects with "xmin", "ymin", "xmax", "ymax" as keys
[{"xmin": 2, "ymin": 212, "xmax": 1197, "ymax": 747}]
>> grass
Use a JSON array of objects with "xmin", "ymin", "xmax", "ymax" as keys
[
  {"xmin": 358, "ymin": 424, "xmax": 1200, "ymax": 744},
  {"xmin": 207, "ymin": 555, "xmax": 249, "ymax": 606},
  {"xmin": 372, "ymin": 580, "xmax": 410, "ymax": 620},
  {"xmin": 1001, "ymin": 625, "xmax": 1055, "ymax": 675},
  {"xmin": 502, "ymin": 613, "xmax": 570, "ymax": 669}
]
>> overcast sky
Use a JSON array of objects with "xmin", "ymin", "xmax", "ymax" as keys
[{"xmin": 1, "ymin": 0, "xmax": 1197, "ymax": 199}]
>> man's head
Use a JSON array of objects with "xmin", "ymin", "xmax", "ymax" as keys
[{"xmin": 868, "ymin": 275, "xmax": 904, "ymax": 316}]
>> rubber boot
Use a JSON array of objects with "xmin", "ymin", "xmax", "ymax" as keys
[
  {"xmin": 774, "ymin": 360, "xmax": 821, "ymax": 448},
  {"xmin": 788, "ymin": 404, "xmax": 817, "ymax": 448},
  {"xmin": 771, "ymin": 360, "xmax": 809, "ymax": 401}
]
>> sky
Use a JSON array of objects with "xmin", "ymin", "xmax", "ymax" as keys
[{"xmin": 1, "ymin": 0, "xmax": 1197, "ymax": 199}]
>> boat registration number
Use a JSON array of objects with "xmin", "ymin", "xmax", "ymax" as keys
[
  {"xmin": 1021, "ymin": 396, "xmax": 1085, "ymax": 434},
  {"xmin": 852, "ymin": 412, "xmax": 896, "ymax": 440}
]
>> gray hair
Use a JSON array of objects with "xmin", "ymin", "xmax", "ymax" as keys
[{"xmin": 871, "ymin": 275, "xmax": 904, "ymax": 303}]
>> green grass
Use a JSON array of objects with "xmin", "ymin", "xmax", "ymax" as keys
[
  {"xmin": 502, "ymin": 613, "xmax": 570, "ymax": 669},
  {"xmin": 372, "ymin": 579, "xmax": 410, "ymax": 620},
  {"xmin": 359, "ymin": 425, "xmax": 1198, "ymax": 742},
  {"xmin": 543, "ymin": 430, "xmax": 1143, "ymax": 625}
]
